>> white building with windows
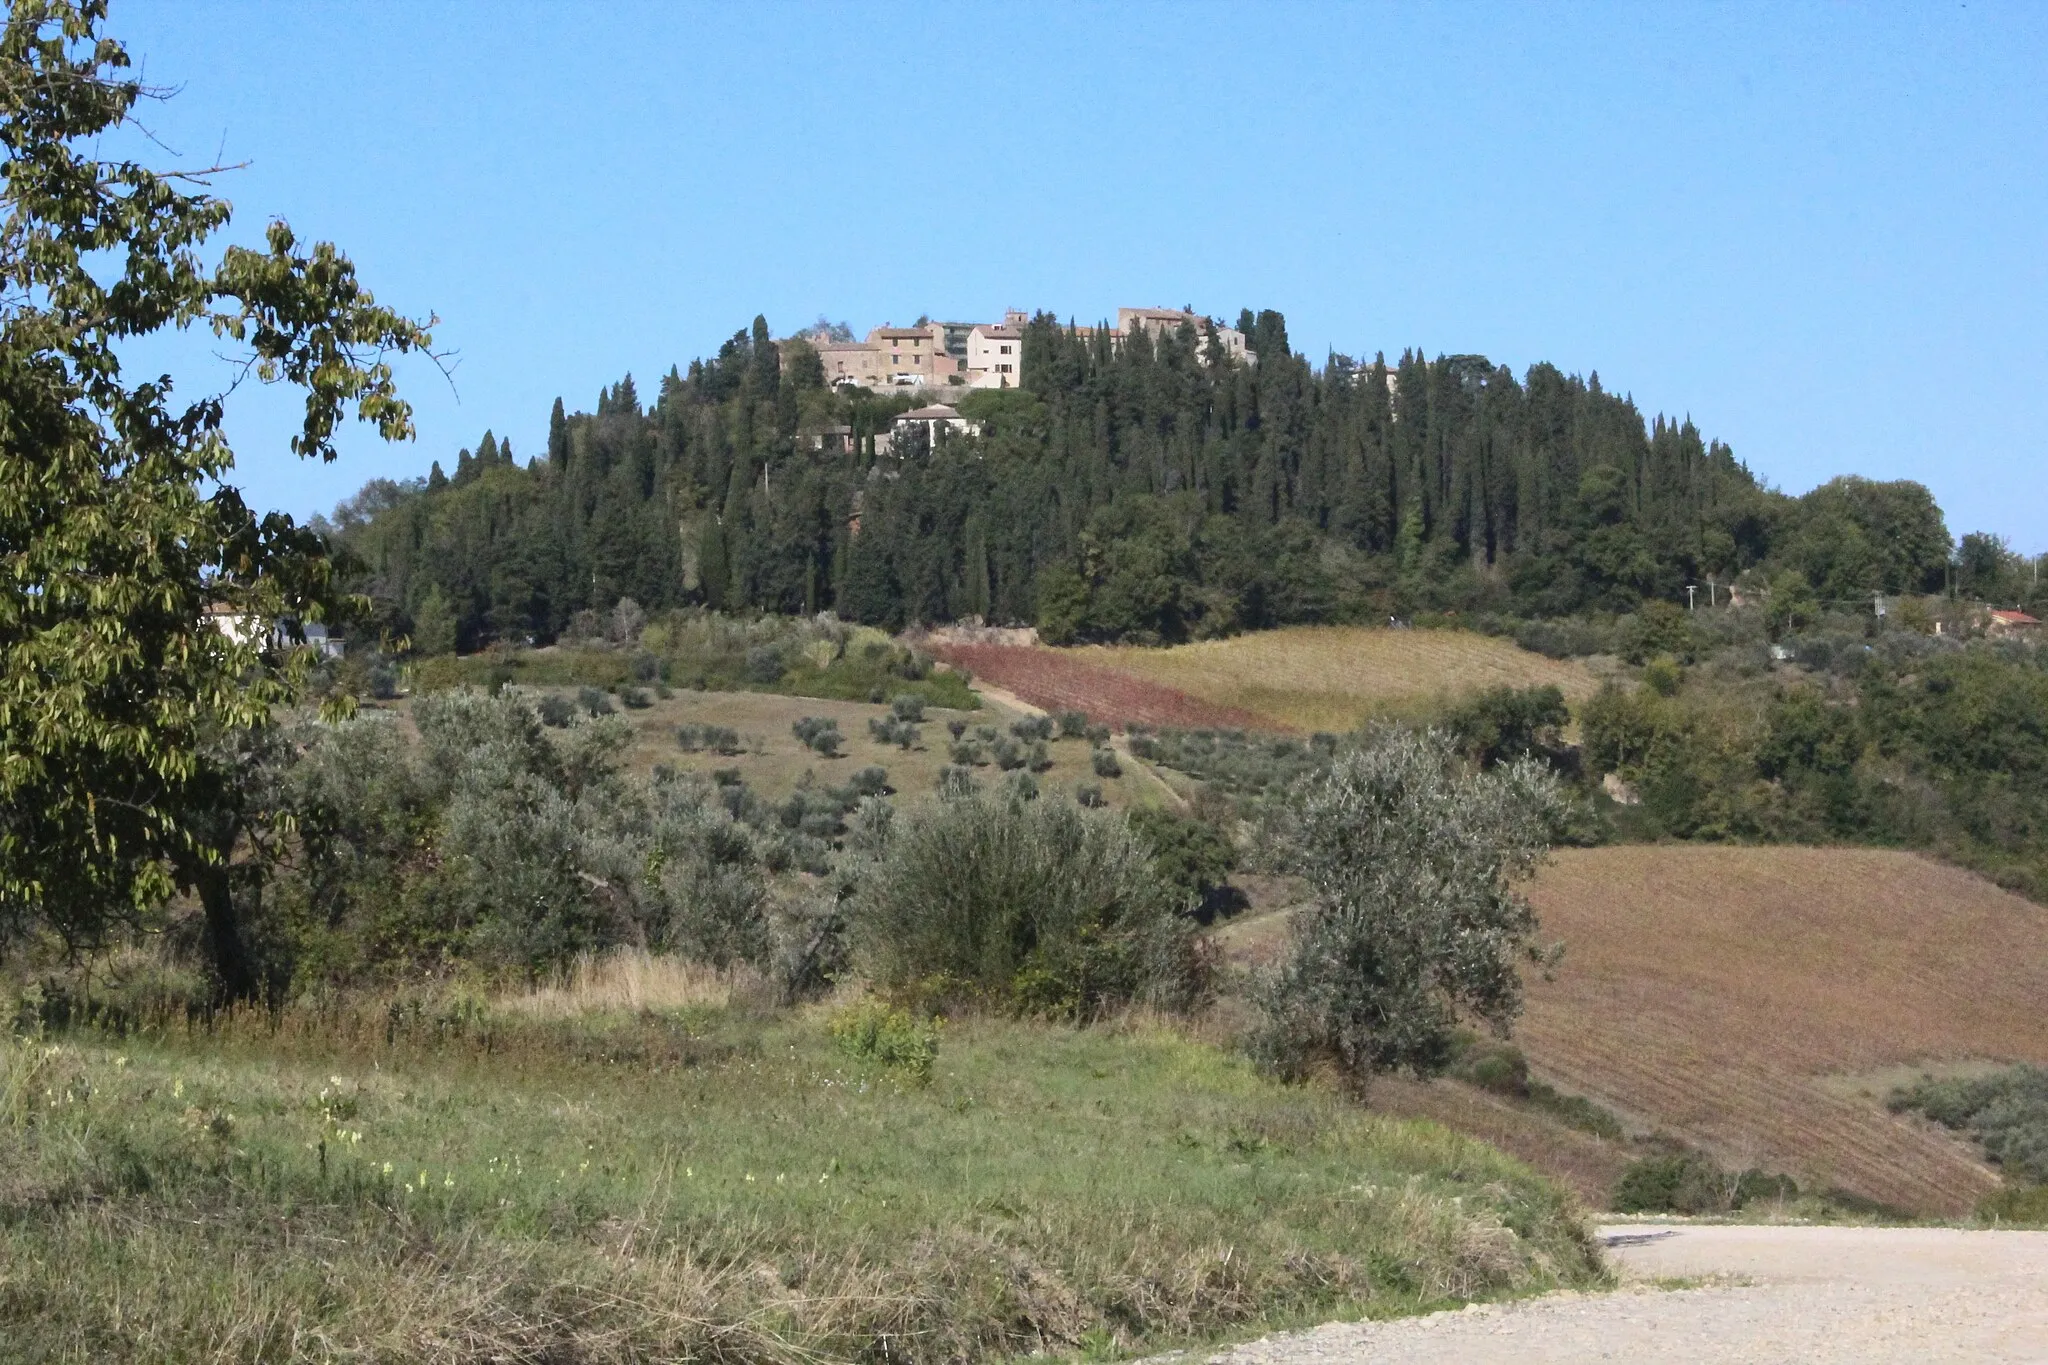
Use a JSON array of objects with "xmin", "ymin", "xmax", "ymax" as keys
[{"xmin": 965, "ymin": 324, "xmax": 1022, "ymax": 388}]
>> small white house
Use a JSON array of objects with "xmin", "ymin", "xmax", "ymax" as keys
[{"xmin": 875, "ymin": 404, "xmax": 981, "ymax": 457}]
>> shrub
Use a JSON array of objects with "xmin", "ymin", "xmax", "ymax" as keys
[
  {"xmin": 1058, "ymin": 710, "xmax": 1090, "ymax": 739},
  {"xmin": 973, "ymin": 725, "xmax": 999, "ymax": 743},
  {"xmin": 1075, "ymin": 783, "xmax": 1106, "ymax": 808},
  {"xmin": 1010, "ymin": 715, "xmax": 1053, "ymax": 743},
  {"xmin": 827, "ymin": 999, "xmax": 941, "ymax": 1084},
  {"xmin": 1125, "ymin": 807, "xmax": 1236, "ymax": 917},
  {"xmin": 577, "ymin": 685, "xmax": 615, "ymax": 718},
  {"xmin": 1028, "ymin": 741, "xmax": 1053, "ymax": 773},
  {"xmin": 678, "ymin": 724, "xmax": 744, "ymax": 756},
  {"xmin": 1643, "ymin": 655, "xmax": 1683, "ymax": 697},
  {"xmin": 536, "ymin": 693, "xmax": 577, "ymax": 728},
  {"xmin": 1978, "ymin": 1183, "xmax": 2048, "ymax": 1227},
  {"xmin": 947, "ymin": 719, "xmax": 968, "ymax": 740},
  {"xmin": 1084, "ymin": 723, "xmax": 1112, "ymax": 746},
  {"xmin": 1253, "ymin": 727, "xmax": 1563, "ymax": 1082},
  {"xmin": 1450, "ymin": 1038, "xmax": 1530, "ymax": 1097},
  {"xmin": 936, "ymin": 765, "xmax": 978, "ymax": 798},
  {"xmin": 1890, "ymin": 1065, "xmax": 2048, "ymax": 1183},
  {"xmin": 851, "ymin": 794, "xmax": 1199, "ymax": 1016},
  {"xmin": 1440, "ymin": 685, "xmax": 1570, "ymax": 770},
  {"xmin": 1091, "ymin": 747, "xmax": 1122, "ymax": 779},
  {"xmin": 1612, "ymin": 1150, "xmax": 1797, "ymax": 1214},
  {"xmin": 850, "ymin": 765, "xmax": 890, "ymax": 797},
  {"xmin": 868, "ymin": 716, "xmax": 919, "ymax": 750},
  {"xmin": 889, "ymin": 694, "xmax": 927, "ymax": 723},
  {"xmin": 993, "ymin": 737, "xmax": 1024, "ymax": 771},
  {"xmin": 949, "ymin": 741, "xmax": 985, "ymax": 767},
  {"xmin": 619, "ymin": 685, "xmax": 652, "ymax": 709},
  {"xmin": 1000, "ymin": 770, "xmax": 1039, "ymax": 803},
  {"xmin": 792, "ymin": 716, "xmax": 843, "ymax": 757}
]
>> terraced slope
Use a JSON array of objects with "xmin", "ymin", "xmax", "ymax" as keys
[{"xmin": 1519, "ymin": 846, "xmax": 2048, "ymax": 1214}]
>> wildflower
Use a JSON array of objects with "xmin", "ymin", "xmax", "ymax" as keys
[
  {"xmin": 172, "ymin": 1078, "xmax": 183, "ymax": 1099},
  {"xmin": 382, "ymin": 1162, "xmax": 394, "ymax": 1176}
]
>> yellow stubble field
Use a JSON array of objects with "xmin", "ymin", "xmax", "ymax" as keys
[{"xmin": 1068, "ymin": 626, "xmax": 1604, "ymax": 732}]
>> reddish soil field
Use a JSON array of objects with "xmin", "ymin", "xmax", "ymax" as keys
[
  {"xmin": 1519, "ymin": 845, "xmax": 2048, "ymax": 1215},
  {"xmin": 929, "ymin": 643, "xmax": 1277, "ymax": 731}
]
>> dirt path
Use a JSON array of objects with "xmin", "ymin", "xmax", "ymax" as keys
[{"xmin": 1188, "ymin": 1224, "xmax": 2048, "ymax": 1363}]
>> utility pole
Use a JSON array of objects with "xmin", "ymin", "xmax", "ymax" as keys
[{"xmin": 1686, "ymin": 584, "xmax": 1697, "ymax": 612}]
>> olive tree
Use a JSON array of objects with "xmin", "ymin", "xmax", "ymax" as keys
[
  {"xmin": 0, "ymin": 0, "xmax": 432, "ymax": 992},
  {"xmin": 1256, "ymin": 727, "xmax": 1563, "ymax": 1081}
]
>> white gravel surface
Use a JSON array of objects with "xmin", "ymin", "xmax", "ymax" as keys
[{"xmin": 1186, "ymin": 1224, "xmax": 2048, "ymax": 1364}]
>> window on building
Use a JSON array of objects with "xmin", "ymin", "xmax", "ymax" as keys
[{"xmin": 999, "ymin": 345, "xmax": 1012, "ymax": 354}]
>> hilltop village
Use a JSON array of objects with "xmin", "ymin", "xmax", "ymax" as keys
[{"xmin": 799, "ymin": 305, "xmax": 1258, "ymax": 393}]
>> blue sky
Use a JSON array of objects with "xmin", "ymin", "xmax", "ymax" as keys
[{"xmin": 116, "ymin": 1, "xmax": 2047, "ymax": 551}]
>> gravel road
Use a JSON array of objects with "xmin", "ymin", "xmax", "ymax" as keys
[{"xmin": 1189, "ymin": 1224, "xmax": 2048, "ymax": 1363}]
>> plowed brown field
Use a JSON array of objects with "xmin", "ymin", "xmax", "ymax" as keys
[
  {"xmin": 929, "ymin": 643, "xmax": 1272, "ymax": 731},
  {"xmin": 1519, "ymin": 846, "xmax": 2048, "ymax": 1215}
]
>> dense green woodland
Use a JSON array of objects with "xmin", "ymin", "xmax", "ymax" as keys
[{"xmin": 323, "ymin": 311, "xmax": 2037, "ymax": 648}]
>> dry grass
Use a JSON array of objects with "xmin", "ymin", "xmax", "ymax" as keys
[
  {"xmin": 1517, "ymin": 845, "xmax": 2048, "ymax": 1215},
  {"xmin": 497, "ymin": 951, "xmax": 762, "ymax": 1018},
  {"xmin": 1071, "ymin": 626, "xmax": 1604, "ymax": 733}
]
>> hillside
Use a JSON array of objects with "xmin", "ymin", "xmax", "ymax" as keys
[
  {"xmin": 321, "ymin": 310, "xmax": 2010, "ymax": 660},
  {"xmin": 1514, "ymin": 845, "xmax": 2048, "ymax": 1214},
  {"xmin": 1072, "ymin": 626, "xmax": 1605, "ymax": 732},
  {"xmin": 1214, "ymin": 845, "xmax": 2048, "ymax": 1215},
  {"xmin": 930, "ymin": 627, "xmax": 1600, "ymax": 733}
]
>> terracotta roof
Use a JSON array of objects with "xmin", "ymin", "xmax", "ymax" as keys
[
  {"xmin": 1990, "ymin": 609, "xmax": 2041, "ymax": 625},
  {"xmin": 898, "ymin": 405, "xmax": 962, "ymax": 421}
]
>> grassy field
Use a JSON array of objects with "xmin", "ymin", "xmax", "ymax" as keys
[
  {"xmin": 0, "ymin": 964, "xmax": 1600, "ymax": 1361},
  {"xmin": 1513, "ymin": 846, "xmax": 2048, "ymax": 1216},
  {"xmin": 1071, "ymin": 627, "xmax": 1605, "ymax": 733}
]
